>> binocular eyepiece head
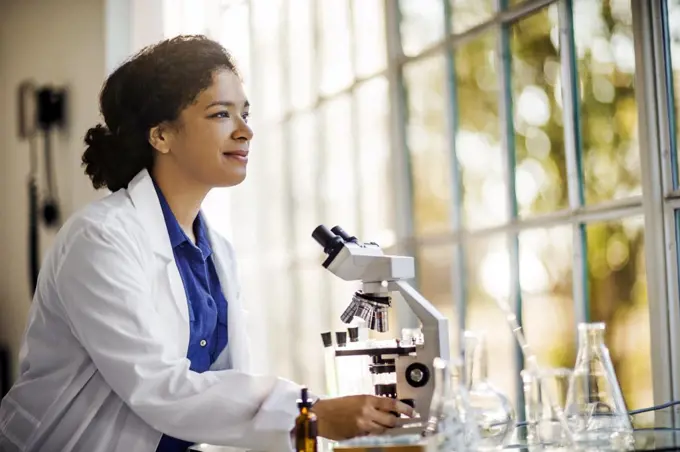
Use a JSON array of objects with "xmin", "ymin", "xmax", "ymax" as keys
[{"xmin": 311, "ymin": 224, "xmax": 357, "ymax": 255}]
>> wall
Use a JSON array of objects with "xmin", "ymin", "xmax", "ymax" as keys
[{"xmin": 0, "ymin": 0, "xmax": 122, "ymax": 379}]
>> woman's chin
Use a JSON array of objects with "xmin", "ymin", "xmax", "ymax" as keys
[{"xmin": 214, "ymin": 170, "xmax": 247, "ymax": 188}]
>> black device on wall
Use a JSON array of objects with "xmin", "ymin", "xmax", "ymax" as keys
[
  {"xmin": 0, "ymin": 346, "xmax": 9, "ymax": 398},
  {"xmin": 17, "ymin": 81, "xmax": 68, "ymax": 295}
]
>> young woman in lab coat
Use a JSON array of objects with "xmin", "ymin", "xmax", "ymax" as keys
[{"xmin": 0, "ymin": 36, "xmax": 413, "ymax": 452}]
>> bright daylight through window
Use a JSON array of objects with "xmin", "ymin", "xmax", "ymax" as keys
[{"xmin": 167, "ymin": 0, "xmax": 680, "ymax": 428}]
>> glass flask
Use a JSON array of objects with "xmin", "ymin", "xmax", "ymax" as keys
[
  {"xmin": 463, "ymin": 331, "xmax": 515, "ymax": 450},
  {"xmin": 564, "ymin": 322, "xmax": 633, "ymax": 449},
  {"xmin": 521, "ymin": 367, "xmax": 572, "ymax": 447},
  {"xmin": 424, "ymin": 358, "xmax": 480, "ymax": 450}
]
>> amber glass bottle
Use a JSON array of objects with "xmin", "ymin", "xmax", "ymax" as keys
[{"xmin": 295, "ymin": 387, "xmax": 318, "ymax": 452}]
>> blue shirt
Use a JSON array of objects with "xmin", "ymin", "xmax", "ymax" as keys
[{"xmin": 153, "ymin": 183, "xmax": 229, "ymax": 452}]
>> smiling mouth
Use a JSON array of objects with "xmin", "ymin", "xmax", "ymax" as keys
[{"xmin": 222, "ymin": 151, "xmax": 249, "ymax": 163}]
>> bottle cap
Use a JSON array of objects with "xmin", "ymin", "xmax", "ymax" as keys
[
  {"xmin": 297, "ymin": 386, "xmax": 312, "ymax": 409},
  {"xmin": 321, "ymin": 332, "xmax": 332, "ymax": 348},
  {"xmin": 348, "ymin": 327, "xmax": 359, "ymax": 342},
  {"xmin": 335, "ymin": 331, "xmax": 347, "ymax": 347}
]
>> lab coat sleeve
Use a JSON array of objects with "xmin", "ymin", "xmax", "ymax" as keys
[{"xmin": 54, "ymin": 222, "xmax": 301, "ymax": 450}]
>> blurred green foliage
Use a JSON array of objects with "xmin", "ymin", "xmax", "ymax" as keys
[{"xmin": 408, "ymin": 0, "xmax": 651, "ymax": 412}]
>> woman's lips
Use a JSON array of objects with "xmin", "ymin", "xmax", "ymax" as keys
[{"xmin": 222, "ymin": 150, "xmax": 249, "ymax": 164}]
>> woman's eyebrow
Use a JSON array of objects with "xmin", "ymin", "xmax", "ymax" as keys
[{"xmin": 204, "ymin": 100, "xmax": 250, "ymax": 109}]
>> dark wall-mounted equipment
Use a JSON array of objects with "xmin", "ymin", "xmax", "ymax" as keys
[
  {"xmin": 0, "ymin": 346, "xmax": 9, "ymax": 398},
  {"xmin": 17, "ymin": 81, "xmax": 68, "ymax": 295}
]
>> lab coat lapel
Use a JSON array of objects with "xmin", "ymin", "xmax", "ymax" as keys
[
  {"xmin": 127, "ymin": 170, "xmax": 190, "ymax": 324},
  {"xmin": 205, "ymin": 223, "xmax": 250, "ymax": 372},
  {"xmin": 127, "ymin": 171, "xmax": 247, "ymax": 369}
]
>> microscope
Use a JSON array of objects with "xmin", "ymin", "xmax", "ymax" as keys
[{"xmin": 312, "ymin": 225, "xmax": 450, "ymax": 433}]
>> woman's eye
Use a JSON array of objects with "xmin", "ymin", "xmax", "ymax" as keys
[
  {"xmin": 212, "ymin": 111, "xmax": 230, "ymax": 119},
  {"xmin": 242, "ymin": 112, "xmax": 250, "ymax": 122}
]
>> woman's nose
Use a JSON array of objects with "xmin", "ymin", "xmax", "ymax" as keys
[{"xmin": 232, "ymin": 118, "xmax": 253, "ymax": 141}]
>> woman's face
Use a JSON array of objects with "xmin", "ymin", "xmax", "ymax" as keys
[{"xmin": 153, "ymin": 69, "xmax": 253, "ymax": 188}]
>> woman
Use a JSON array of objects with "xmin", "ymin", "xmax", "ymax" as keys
[{"xmin": 0, "ymin": 36, "xmax": 412, "ymax": 452}]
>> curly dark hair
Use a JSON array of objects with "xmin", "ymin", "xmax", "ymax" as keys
[{"xmin": 82, "ymin": 35, "xmax": 240, "ymax": 192}]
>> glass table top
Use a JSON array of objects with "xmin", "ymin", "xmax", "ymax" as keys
[
  {"xmin": 189, "ymin": 428, "xmax": 680, "ymax": 451},
  {"xmin": 501, "ymin": 428, "xmax": 680, "ymax": 451}
]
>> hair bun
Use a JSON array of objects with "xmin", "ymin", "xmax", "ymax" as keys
[
  {"xmin": 84, "ymin": 124, "xmax": 116, "ymax": 147},
  {"xmin": 82, "ymin": 123, "xmax": 125, "ymax": 191}
]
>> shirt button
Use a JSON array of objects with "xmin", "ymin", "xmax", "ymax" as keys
[{"xmin": 200, "ymin": 339, "xmax": 207, "ymax": 347}]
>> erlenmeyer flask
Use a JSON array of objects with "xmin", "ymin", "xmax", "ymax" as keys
[
  {"xmin": 450, "ymin": 358, "xmax": 482, "ymax": 449},
  {"xmin": 423, "ymin": 358, "xmax": 455, "ymax": 443},
  {"xmin": 463, "ymin": 331, "xmax": 515, "ymax": 450},
  {"xmin": 564, "ymin": 322, "xmax": 633, "ymax": 448}
]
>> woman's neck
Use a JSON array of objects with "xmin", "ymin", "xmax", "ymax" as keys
[{"xmin": 151, "ymin": 164, "xmax": 210, "ymax": 241}]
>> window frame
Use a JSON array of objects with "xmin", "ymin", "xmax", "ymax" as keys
[{"xmin": 387, "ymin": 0, "xmax": 677, "ymax": 421}]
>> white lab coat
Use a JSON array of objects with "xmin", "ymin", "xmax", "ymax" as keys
[{"xmin": 0, "ymin": 169, "xmax": 302, "ymax": 452}]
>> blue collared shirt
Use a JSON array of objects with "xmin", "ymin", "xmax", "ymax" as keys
[{"xmin": 153, "ymin": 183, "xmax": 229, "ymax": 452}]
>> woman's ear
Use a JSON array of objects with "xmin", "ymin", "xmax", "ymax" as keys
[{"xmin": 149, "ymin": 124, "xmax": 171, "ymax": 155}]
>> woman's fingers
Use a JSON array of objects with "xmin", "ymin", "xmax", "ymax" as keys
[{"xmin": 372, "ymin": 396, "xmax": 415, "ymax": 418}]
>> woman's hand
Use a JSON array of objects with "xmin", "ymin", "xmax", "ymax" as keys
[{"xmin": 310, "ymin": 395, "xmax": 414, "ymax": 440}]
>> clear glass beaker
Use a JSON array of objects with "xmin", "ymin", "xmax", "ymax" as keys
[
  {"xmin": 424, "ymin": 357, "xmax": 480, "ymax": 451},
  {"xmin": 521, "ymin": 367, "xmax": 572, "ymax": 447},
  {"xmin": 564, "ymin": 322, "xmax": 633, "ymax": 448},
  {"xmin": 463, "ymin": 331, "xmax": 515, "ymax": 450}
]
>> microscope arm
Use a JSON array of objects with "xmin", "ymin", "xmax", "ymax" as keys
[{"xmin": 389, "ymin": 280, "xmax": 450, "ymax": 362}]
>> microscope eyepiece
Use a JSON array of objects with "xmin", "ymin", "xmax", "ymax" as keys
[
  {"xmin": 312, "ymin": 225, "xmax": 343, "ymax": 254},
  {"xmin": 330, "ymin": 226, "xmax": 357, "ymax": 243}
]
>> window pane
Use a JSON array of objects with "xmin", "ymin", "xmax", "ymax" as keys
[
  {"xmin": 520, "ymin": 226, "xmax": 577, "ymax": 369},
  {"xmin": 586, "ymin": 216, "xmax": 652, "ymax": 417},
  {"xmin": 449, "ymin": 0, "xmax": 494, "ymax": 35},
  {"xmin": 208, "ymin": 121, "xmax": 288, "ymax": 256},
  {"xmin": 263, "ymin": 259, "xmax": 296, "ymax": 380},
  {"xmin": 319, "ymin": 0, "xmax": 353, "ymax": 95},
  {"xmin": 290, "ymin": 112, "xmax": 320, "ymax": 260},
  {"xmin": 404, "ymin": 54, "xmax": 453, "ymax": 236},
  {"xmin": 667, "ymin": 0, "xmax": 680, "ymax": 185},
  {"xmin": 213, "ymin": 2, "xmax": 251, "ymax": 83},
  {"xmin": 510, "ymin": 5, "xmax": 568, "ymax": 217},
  {"xmin": 288, "ymin": 0, "xmax": 314, "ymax": 109},
  {"xmin": 321, "ymin": 95, "xmax": 358, "ymax": 235},
  {"xmin": 297, "ymin": 264, "xmax": 326, "ymax": 392},
  {"xmin": 203, "ymin": 187, "xmax": 233, "ymax": 239},
  {"xmin": 352, "ymin": 0, "xmax": 387, "ymax": 77},
  {"xmin": 574, "ymin": 0, "xmax": 640, "ymax": 204},
  {"xmin": 417, "ymin": 243, "xmax": 459, "ymax": 356},
  {"xmin": 399, "ymin": 0, "xmax": 445, "ymax": 57},
  {"xmin": 455, "ymin": 30, "xmax": 508, "ymax": 230},
  {"xmin": 251, "ymin": 0, "xmax": 284, "ymax": 121},
  {"xmin": 222, "ymin": 183, "xmax": 258, "ymax": 256},
  {"xmin": 253, "ymin": 123, "xmax": 289, "ymax": 255},
  {"xmin": 164, "ymin": 0, "xmax": 209, "ymax": 36},
  {"xmin": 465, "ymin": 234, "xmax": 517, "ymax": 406},
  {"xmin": 356, "ymin": 77, "xmax": 396, "ymax": 246}
]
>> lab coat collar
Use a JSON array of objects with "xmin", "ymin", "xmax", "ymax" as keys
[
  {"xmin": 152, "ymin": 179, "xmax": 213, "ymax": 260},
  {"xmin": 127, "ymin": 169, "xmax": 175, "ymax": 260},
  {"xmin": 127, "ymin": 169, "xmax": 247, "ymax": 371}
]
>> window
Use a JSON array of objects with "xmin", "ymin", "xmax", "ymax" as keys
[
  {"xmin": 665, "ymin": 0, "xmax": 680, "ymax": 180},
  {"xmin": 198, "ymin": 0, "xmax": 395, "ymax": 391},
  {"xmin": 400, "ymin": 0, "xmax": 662, "ymax": 418},
  {"xmin": 178, "ymin": 0, "xmax": 680, "ymax": 420}
]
